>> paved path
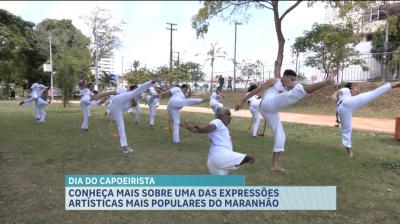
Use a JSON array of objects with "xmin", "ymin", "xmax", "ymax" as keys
[{"xmin": 54, "ymin": 100, "xmax": 397, "ymax": 135}]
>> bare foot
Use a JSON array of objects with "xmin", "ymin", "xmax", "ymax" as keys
[
  {"xmin": 346, "ymin": 148, "xmax": 353, "ymax": 157},
  {"xmin": 271, "ymin": 166, "xmax": 287, "ymax": 172}
]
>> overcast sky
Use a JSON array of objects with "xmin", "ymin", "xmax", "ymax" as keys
[{"xmin": 1, "ymin": 1, "xmax": 329, "ymax": 78}]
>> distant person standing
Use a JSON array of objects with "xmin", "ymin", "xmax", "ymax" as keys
[
  {"xmin": 10, "ymin": 89, "xmax": 16, "ymax": 100},
  {"xmin": 218, "ymin": 75, "xmax": 225, "ymax": 89},
  {"xmin": 227, "ymin": 76, "xmax": 233, "ymax": 91}
]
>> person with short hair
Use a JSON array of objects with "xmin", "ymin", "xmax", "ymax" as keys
[
  {"xmin": 182, "ymin": 107, "xmax": 255, "ymax": 175},
  {"xmin": 159, "ymin": 84, "xmax": 206, "ymax": 144},
  {"xmin": 129, "ymin": 85, "xmax": 142, "ymax": 124},
  {"xmin": 36, "ymin": 90, "xmax": 51, "ymax": 124},
  {"xmin": 109, "ymin": 80, "xmax": 156, "ymax": 153},
  {"xmin": 19, "ymin": 79, "xmax": 48, "ymax": 120},
  {"xmin": 209, "ymin": 86, "xmax": 224, "ymax": 114},
  {"xmin": 236, "ymin": 69, "xmax": 335, "ymax": 172},
  {"xmin": 331, "ymin": 81, "xmax": 400, "ymax": 157},
  {"xmin": 146, "ymin": 86, "xmax": 161, "ymax": 129}
]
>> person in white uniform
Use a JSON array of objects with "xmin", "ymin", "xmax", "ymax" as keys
[
  {"xmin": 129, "ymin": 85, "xmax": 142, "ymax": 124},
  {"xmin": 247, "ymin": 84, "xmax": 263, "ymax": 137},
  {"xmin": 209, "ymin": 86, "xmax": 224, "ymax": 114},
  {"xmin": 79, "ymin": 82, "xmax": 117, "ymax": 131},
  {"xmin": 331, "ymin": 81, "xmax": 400, "ymax": 157},
  {"xmin": 146, "ymin": 86, "xmax": 161, "ymax": 129},
  {"xmin": 109, "ymin": 80, "xmax": 156, "ymax": 153},
  {"xmin": 160, "ymin": 84, "xmax": 206, "ymax": 144},
  {"xmin": 36, "ymin": 90, "xmax": 51, "ymax": 124},
  {"xmin": 182, "ymin": 107, "xmax": 255, "ymax": 175},
  {"xmin": 105, "ymin": 87, "xmax": 127, "ymax": 116},
  {"xmin": 19, "ymin": 80, "xmax": 48, "ymax": 119},
  {"xmin": 236, "ymin": 69, "xmax": 335, "ymax": 172}
]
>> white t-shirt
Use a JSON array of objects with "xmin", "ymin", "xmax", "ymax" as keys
[
  {"xmin": 248, "ymin": 95, "xmax": 262, "ymax": 109},
  {"xmin": 263, "ymin": 79, "xmax": 287, "ymax": 98},
  {"xmin": 338, "ymin": 88, "xmax": 351, "ymax": 103},
  {"xmin": 208, "ymin": 119, "xmax": 233, "ymax": 155},
  {"xmin": 209, "ymin": 92, "xmax": 222, "ymax": 104},
  {"xmin": 31, "ymin": 83, "xmax": 47, "ymax": 96},
  {"xmin": 170, "ymin": 87, "xmax": 185, "ymax": 100}
]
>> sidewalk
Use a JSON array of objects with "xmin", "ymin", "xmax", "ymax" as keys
[{"xmin": 55, "ymin": 100, "xmax": 396, "ymax": 135}]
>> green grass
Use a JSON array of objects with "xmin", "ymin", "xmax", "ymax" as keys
[{"xmin": 0, "ymin": 100, "xmax": 399, "ymax": 224}]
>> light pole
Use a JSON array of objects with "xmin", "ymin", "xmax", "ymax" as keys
[
  {"xmin": 48, "ymin": 36, "xmax": 54, "ymax": 101},
  {"xmin": 94, "ymin": 30, "xmax": 99, "ymax": 90},
  {"xmin": 121, "ymin": 56, "xmax": 126, "ymax": 88},
  {"xmin": 233, "ymin": 22, "xmax": 242, "ymax": 92}
]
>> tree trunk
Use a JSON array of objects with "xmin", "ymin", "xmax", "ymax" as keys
[{"xmin": 272, "ymin": 3, "xmax": 285, "ymax": 78}]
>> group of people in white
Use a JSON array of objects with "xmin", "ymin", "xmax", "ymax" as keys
[{"xmin": 19, "ymin": 69, "xmax": 400, "ymax": 175}]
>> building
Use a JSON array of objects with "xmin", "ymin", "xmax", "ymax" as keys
[{"xmin": 325, "ymin": 1, "xmax": 400, "ymax": 82}]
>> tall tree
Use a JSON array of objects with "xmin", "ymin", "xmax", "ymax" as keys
[
  {"xmin": 81, "ymin": 6, "xmax": 124, "ymax": 88},
  {"xmin": 202, "ymin": 42, "xmax": 226, "ymax": 91},
  {"xmin": 292, "ymin": 23, "xmax": 367, "ymax": 83},
  {"xmin": 239, "ymin": 59, "xmax": 263, "ymax": 88},
  {"xmin": 98, "ymin": 71, "xmax": 117, "ymax": 91},
  {"xmin": 192, "ymin": 0, "xmax": 302, "ymax": 78},
  {"xmin": 0, "ymin": 9, "xmax": 47, "ymax": 97},
  {"xmin": 36, "ymin": 19, "xmax": 91, "ymax": 106}
]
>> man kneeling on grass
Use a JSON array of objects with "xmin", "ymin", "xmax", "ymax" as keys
[{"xmin": 182, "ymin": 107, "xmax": 255, "ymax": 175}]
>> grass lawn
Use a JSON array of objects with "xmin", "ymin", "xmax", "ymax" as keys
[{"xmin": 0, "ymin": 100, "xmax": 399, "ymax": 224}]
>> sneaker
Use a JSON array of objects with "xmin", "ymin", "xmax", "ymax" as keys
[
  {"xmin": 19, "ymin": 101, "xmax": 24, "ymax": 106},
  {"xmin": 122, "ymin": 146, "xmax": 134, "ymax": 154},
  {"xmin": 150, "ymin": 125, "xmax": 154, "ymax": 129}
]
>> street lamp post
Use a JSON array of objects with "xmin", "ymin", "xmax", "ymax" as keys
[
  {"xmin": 49, "ymin": 36, "xmax": 54, "ymax": 101},
  {"xmin": 233, "ymin": 22, "xmax": 242, "ymax": 92},
  {"xmin": 95, "ymin": 30, "xmax": 99, "ymax": 90}
]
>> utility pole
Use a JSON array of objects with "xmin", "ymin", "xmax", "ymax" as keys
[
  {"xmin": 233, "ymin": 22, "xmax": 242, "ymax": 92},
  {"xmin": 95, "ymin": 30, "xmax": 99, "ymax": 90},
  {"xmin": 49, "ymin": 36, "xmax": 54, "ymax": 101},
  {"xmin": 166, "ymin": 23, "xmax": 177, "ymax": 72}
]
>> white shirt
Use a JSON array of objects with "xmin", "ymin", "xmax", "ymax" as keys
[
  {"xmin": 80, "ymin": 88, "xmax": 93, "ymax": 99},
  {"xmin": 209, "ymin": 92, "xmax": 222, "ymax": 104},
  {"xmin": 170, "ymin": 87, "xmax": 185, "ymax": 100},
  {"xmin": 263, "ymin": 79, "xmax": 287, "ymax": 99},
  {"xmin": 208, "ymin": 119, "xmax": 233, "ymax": 155},
  {"xmin": 248, "ymin": 95, "xmax": 262, "ymax": 109},
  {"xmin": 31, "ymin": 83, "xmax": 47, "ymax": 95},
  {"xmin": 337, "ymin": 87, "xmax": 352, "ymax": 106}
]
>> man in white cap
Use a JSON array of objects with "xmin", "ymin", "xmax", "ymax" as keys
[{"xmin": 183, "ymin": 107, "xmax": 255, "ymax": 175}]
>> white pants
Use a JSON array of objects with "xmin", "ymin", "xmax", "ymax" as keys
[
  {"xmin": 210, "ymin": 101, "xmax": 223, "ymax": 114},
  {"xmin": 80, "ymin": 96, "xmax": 91, "ymax": 129},
  {"xmin": 338, "ymin": 83, "xmax": 392, "ymax": 148},
  {"xmin": 167, "ymin": 98, "xmax": 204, "ymax": 143},
  {"xmin": 134, "ymin": 105, "xmax": 141, "ymax": 122},
  {"xmin": 207, "ymin": 148, "xmax": 246, "ymax": 175},
  {"xmin": 23, "ymin": 91, "xmax": 39, "ymax": 105},
  {"xmin": 36, "ymin": 98, "xmax": 48, "ymax": 123},
  {"xmin": 110, "ymin": 81, "xmax": 153, "ymax": 147},
  {"xmin": 260, "ymin": 84, "xmax": 307, "ymax": 152},
  {"xmin": 249, "ymin": 106, "xmax": 261, "ymax": 137},
  {"xmin": 147, "ymin": 96, "xmax": 159, "ymax": 126}
]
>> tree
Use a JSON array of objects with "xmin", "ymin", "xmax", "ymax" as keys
[
  {"xmin": 192, "ymin": 0, "xmax": 302, "ymax": 78},
  {"xmin": 239, "ymin": 59, "xmax": 263, "ymax": 88},
  {"xmin": 98, "ymin": 71, "xmax": 117, "ymax": 90},
  {"xmin": 132, "ymin": 60, "xmax": 140, "ymax": 72},
  {"xmin": 201, "ymin": 42, "xmax": 226, "ymax": 91},
  {"xmin": 371, "ymin": 15, "xmax": 400, "ymax": 79},
  {"xmin": 292, "ymin": 23, "xmax": 368, "ymax": 83},
  {"xmin": 36, "ymin": 19, "xmax": 91, "ymax": 107},
  {"xmin": 0, "ymin": 9, "xmax": 47, "ymax": 98},
  {"xmin": 81, "ymin": 6, "xmax": 125, "ymax": 88}
]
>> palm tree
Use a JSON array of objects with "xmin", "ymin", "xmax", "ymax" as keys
[
  {"xmin": 132, "ymin": 60, "xmax": 140, "ymax": 72},
  {"xmin": 205, "ymin": 42, "xmax": 226, "ymax": 91},
  {"xmin": 99, "ymin": 71, "xmax": 117, "ymax": 90}
]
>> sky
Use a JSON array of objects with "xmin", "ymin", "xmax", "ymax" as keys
[{"xmin": 0, "ymin": 1, "xmax": 329, "ymax": 79}]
